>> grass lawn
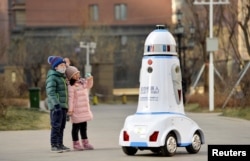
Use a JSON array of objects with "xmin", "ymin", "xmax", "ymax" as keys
[
  {"xmin": 0, "ymin": 107, "xmax": 50, "ymax": 131},
  {"xmin": 185, "ymin": 103, "xmax": 250, "ymax": 121},
  {"xmin": 0, "ymin": 104, "xmax": 249, "ymax": 131}
]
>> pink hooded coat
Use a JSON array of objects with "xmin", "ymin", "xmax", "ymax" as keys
[{"xmin": 68, "ymin": 78, "xmax": 93, "ymax": 123}]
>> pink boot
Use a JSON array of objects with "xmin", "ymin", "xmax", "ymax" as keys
[
  {"xmin": 73, "ymin": 141, "xmax": 83, "ymax": 151},
  {"xmin": 82, "ymin": 139, "xmax": 94, "ymax": 150}
]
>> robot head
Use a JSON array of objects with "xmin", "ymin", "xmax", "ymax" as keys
[{"xmin": 144, "ymin": 25, "xmax": 177, "ymax": 56}]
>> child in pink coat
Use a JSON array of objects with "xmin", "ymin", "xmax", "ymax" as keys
[{"xmin": 65, "ymin": 66, "xmax": 94, "ymax": 151}]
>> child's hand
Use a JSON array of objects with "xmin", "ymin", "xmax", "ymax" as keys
[
  {"xmin": 86, "ymin": 76, "xmax": 93, "ymax": 80},
  {"xmin": 67, "ymin": 111, "xmax": 73, "ymax": 116}
]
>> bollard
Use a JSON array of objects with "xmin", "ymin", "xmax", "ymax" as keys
[
  {"xmin": 122, "ymin": 95, "xmax": 127, "ymax": 104},
  {"xmin": 93, "ymin": 95, "xmax": 98, "ymax": 105}
]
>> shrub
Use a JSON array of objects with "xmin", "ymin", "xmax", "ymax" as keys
[{"xmin": 0, "ymin": 80, "xmax": 20, "ymax": 117}]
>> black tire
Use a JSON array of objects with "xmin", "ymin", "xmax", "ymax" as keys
[
  {"xmin": 186, "ymin": 133, "xmax": 201, "ymax": 154},
  {"xmin": 160, "ymin": 133, "xmax": 177, "ymax": 156},
  {"xmin": 150, "ymin": 147, "xmax": 161, "ymax": 154},
  {"xmin": 122, "ymin": 146, "xmax": 138, "ymax": 155}
]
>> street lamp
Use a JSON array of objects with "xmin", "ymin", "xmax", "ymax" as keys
[
  {"xmin": 174, "ymin": 10, "xmax": 184, "ymax": 69},
  {"xmin": 194, "ymin": 0, "xmax": 229, "ymax": 111},
  {"xmin": 186, "ymin": 23, "xmax": 195, "ymax": 67},
  {"xmin": 79, "ymin": 41, "xmax": 97, "ymax": 75},
  {"xmin": 174, "ymin": 9, "xmax": 195, "ymax": 104}
]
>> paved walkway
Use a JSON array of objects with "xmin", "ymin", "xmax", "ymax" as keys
[{"xmin": 0, "ymin": 103, "xmax": 250, "ymax": 161}]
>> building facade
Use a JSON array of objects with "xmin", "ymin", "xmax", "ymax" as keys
[
  {"xmin": 0, "ymin": 0, "xmax": 9, "ymax": 65},
  {"xmin": 3, "ymin": 0, "xmax": 176, "ymax": 100}
]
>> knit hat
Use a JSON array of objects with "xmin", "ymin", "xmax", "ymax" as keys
[
  {"xmin": 47, "ymin": 56, "xmax": 65, "ymax": 69},
  {"xmin": 65, "ymin": 66, "xmax": 80, "ymax": 80}
]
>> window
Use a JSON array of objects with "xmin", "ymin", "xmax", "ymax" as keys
[
  {"xmin": 114, "ymin": 4, "xmax": 127, "ymax": 20},
  {"xmin": 89, "ymin": 4, "xmax": 99, "ymax": 21},
  {"xmin": 11, "ymin": 71, "xmax": 16, "ymax": 83},
  {"xmin": 15, "ymin": 0, "xmax": 26, "ymax": 3},
  {"xmin": 15, "ymin": 10, "xmax": 26, "ymax": 26},
  {"xmin": 11, "ymin": 2, "xmax": 26, "ymax": 28}
]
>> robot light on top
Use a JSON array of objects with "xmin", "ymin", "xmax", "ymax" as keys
[{"xmin": 119, "ymin": 25, "xmax": 205, "ymax": 156}]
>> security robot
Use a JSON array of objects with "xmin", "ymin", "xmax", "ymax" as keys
[{"xmin": 119, "ymin": 25, "xmax": 205, "ymax": 156}]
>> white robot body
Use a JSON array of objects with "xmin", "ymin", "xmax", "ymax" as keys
[
  {"xmin": 137, "ymin": 55, "xmax": 184, "ymax": 114},
  {"xmin": 119, "ymin": 26, "xmax": 205, "ymax": 156}
]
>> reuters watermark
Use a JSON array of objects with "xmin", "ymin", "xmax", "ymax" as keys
[{"xmin": 208, "ymin": 145, "xmax": 249, "ymax": 161}]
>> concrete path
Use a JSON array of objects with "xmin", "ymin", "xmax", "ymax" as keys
[{"xmin": 0, "ymin": 103, "xmax": 250, "ymax": 161}]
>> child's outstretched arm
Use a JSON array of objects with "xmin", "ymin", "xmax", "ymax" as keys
[{"xmin": 86, "ymin": 76, "xmax": 93, "ymax": 89}]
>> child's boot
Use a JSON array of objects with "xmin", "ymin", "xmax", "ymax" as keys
[
  {"xmin": 73, "ymin": 141, "xmax": 83, "ymax": 151},
  {"xmin": 82, "ymin": 139, "xmax": 94, "ymax": 150}
]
